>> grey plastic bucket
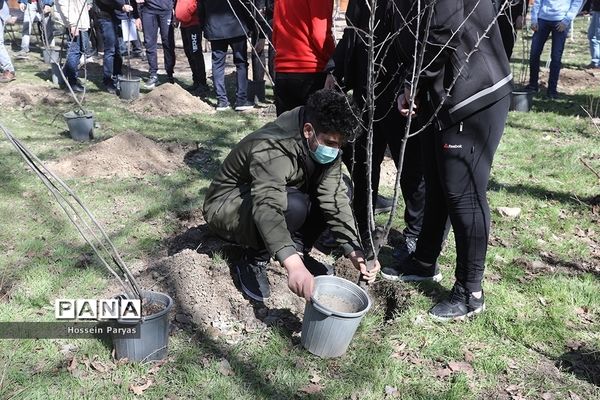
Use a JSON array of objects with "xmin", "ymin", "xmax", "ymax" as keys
[
  {"xmin": 301, "ymin": 276, "xmax": 371, "ymax": 358},
  {"xmin": 43, "ymin": 49, "xmax": 59, "ymax": 64},
  {"xmin": 112, "ymin": 290, "xmax": 173, "ymax": 362},
  {"xmin": 118, "ymin": 77, "xmax": 141, "ymax": 100},
  {"xmin": 510, "ymin": 90, "xmax": 534, "ymax": 112},
  {"xmin": 64, "ymin": 111, "xmax": 94, "ymax": 142},
  {"xmin": 51, "ymin": 63, "xmax": 64, "ymax": 86}
]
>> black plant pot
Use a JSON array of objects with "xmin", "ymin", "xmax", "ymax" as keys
[
  {"xmin": 64, "ymin": 110, "xmax": 94, "ymax": 141},
  {"xmin": 510, "ymin": 90, "xmax": 534, "ymax": 112}
]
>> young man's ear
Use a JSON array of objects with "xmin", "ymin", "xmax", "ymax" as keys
[{"xmin": 303, "ymin": 123, "xmax": 314, "ymax": 140}]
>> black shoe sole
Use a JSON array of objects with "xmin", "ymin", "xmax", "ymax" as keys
[
  {"xmin": 236, "ymin": 265, "xmax": 268, "ymax": 302},
  {"xmin": 429, "ymin": 303, "xmax": 485, "ymax": 322},
  {"xmin": 380, "ymin": 270, "xmax": 442, "ymax": 282}
]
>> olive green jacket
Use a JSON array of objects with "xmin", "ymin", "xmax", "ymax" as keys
[{"xmin": 202, "ymin": 107, "xmax": 362, "ymax": 263}]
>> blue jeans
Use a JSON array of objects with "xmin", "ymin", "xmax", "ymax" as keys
[
  {"xmin": 63, "ymin": 30, "xmax": 89, "ymax": 85},
  {"xmin": 589, "ymin": 12, "xmax": 600, "ymax": 67},
  {"xmin": 211, "ymin": 36, "xmax": 248, "ymax": 105},
  {"xmin": 99, "ymin": 18, "xmax": 122, "ymax": 85},
  {"xmin": 0, "ymin": 9, "xmax": 14, "ymax": 72},
  {"xmin": 528, "ymin": 18, "xmax": 568, "ymax": 95}
]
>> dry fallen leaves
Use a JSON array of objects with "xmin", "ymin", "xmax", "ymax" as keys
[
  {"xmin": 66, "ymin": 356, "xmax": 78, "ymax": 373},
  {"xmin": 148, "ymin": 358, "xmax": 169, "ymax": 375},
  {"xmin": 298, "ymin": 383, "xmax": 323, "ymax": 394},
  {"xmin": 497, "ymin": 207, "xmax": 522, "ymax": 218},
  {"xmin": 129, "ymin": 379, "xmax": 153, "ymax": 395},
  {"xmin": 448, "ymin": 361, "xmax": 474, "ymax": 376},
  {"xmin": 90, "ymin": 360, "xmax": 109, "ymax": 374},
  {"xmin": 218, "ymin": 358, "xmax": 233, "ymax": 376},
  {"xmin": 566, "ymin": 340, "xmax": 585, "ymax": 351},
  {"xmin": 309, "ymin": 372, "xmax": 321, "ymax": 384},
  {"xmin": 384, "ymin": 385, "xmax": 399, "ymax": 397}
]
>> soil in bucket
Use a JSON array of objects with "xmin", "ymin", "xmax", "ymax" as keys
[
  {"xmin": 112, "ymin": 290, "xmax": 173, "ymax": 362},
  {"xmin": 314, "ymin": 293, "xmax": 361, "ymax": 314},
  {"xmin": 301, "ymin": 276, "xmax": 371, "ymax": 358}
]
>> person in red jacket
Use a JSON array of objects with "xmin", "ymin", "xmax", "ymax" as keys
[
  {"xmin": 272, "ymin": 0, "xmax": 335, "ymax": 116},
  {"xmin": 175, "ymin": 0, "xmax": 208, "ymax": 96}
]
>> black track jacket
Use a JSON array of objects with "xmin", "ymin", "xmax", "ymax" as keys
[{"xmin": 394, "ymin": 0, "xmax": 513, "ymax": 128}]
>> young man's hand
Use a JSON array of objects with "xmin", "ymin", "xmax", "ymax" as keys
[
  {"xmin": 531, "ymin": 23, "xmax": 538, "ymax": 32},
  {"xmin": 19, "ymin": 3, "xmax": 26, "ymax": 12},
  {"xmin": 135, "ymin": 18, "xmax": 142, "ymax": 30},
  {"xmin": 70, "ymin": 26, "xmax": 79, "ymax": 37},
  {"xmin": 122, "ymin": 4, "xmax": 133, "ymax": 12},
  {"xmin": 397, "ymin": 86, "xmax": 418, "ymax": 117},
  {"xmin": 348, "ymin": 250, "xmax": 380, "ymax": 282},
  {"xmin": 283, "ymin": 253, "xmax": 314, "ymax": 300}
]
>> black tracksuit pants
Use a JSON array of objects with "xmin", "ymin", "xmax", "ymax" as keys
[
  {"xmin": 181, "ymin": 24, "xmax": 207, "ymax": 86},
  {"xmin": 251, "ymin": 188, "xmax": 325, "ymax": 262},
  {"xmin": 342, "ymin": 91, "xmax": 425, "ymax": 240},
  {"xmin": 414, "ymin": 94, "xmax": 510, "ymax": 292},
  {"xmin": 141, "ymin": 9, "xmax": 176, "ymax": 77},
  {"xmin": 274, "ymin": 72, "xmax": 326, "ymax": 116}
]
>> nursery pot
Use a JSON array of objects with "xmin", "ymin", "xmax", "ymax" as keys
[
  {"xmin": 43, "ymin": 48, "xmax": 59, "ymax": 64},
  {"xmin": 51, "ymin": 63, "xmax": 64, "ymax": 86},
  {"xmin": 64, "ymin": 110, "xmax": 94, "ymax": 142},
  {"xmin": 510, "ymin": 90, "xmax": 534, "ymax": 112},
  {"xmin": 301, "ymin": 276, "xmax": 371, "ymax": 358},
  {"xmin": 112, "ymin": 290, "xmax": 173, "ymax": 362},
  {"xmin": 118, "ymin": 77, "xmax": 141, "ymax": 100}
]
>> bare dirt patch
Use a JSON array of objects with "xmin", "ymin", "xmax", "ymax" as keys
[
  {"xmin": 47, "ymin": 131, "xmax": 186, "ymax": 179},
  {"xmin": 130, "ymin": 83, "xmax": 215, "ymax": 117},
  {"xmin": 539, "ymin": 69, "xmax": 600, "ymax": 94},
  {"xmin": 0, "ymin": 82, "xmax": 69, "ymax": 108},
  {"xmin": 142, "ymin": 249, "xmax": 306, "ymax": 339}
]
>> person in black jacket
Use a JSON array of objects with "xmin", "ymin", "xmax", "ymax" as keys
[
  {"xmin": 95, "ymin": 0, "xmax": 136, "ymax": 94},
  {"xmin": 381, "ymin": 0, "xmax": 512, "ymax": 322},
  {"xmin": 498, "ymin": 0, "xmax": 529, "ymax": 59},
  {"xmin": 139, "ymin": 0, "xmax": 176, "ymax": 89},
  {"xmin": 201, "ymin": 0, "xmax": 253, "ymax": 111},
  {"xmin": 327, "ymin": 0, "xmax": 425, "ymax": 260}
]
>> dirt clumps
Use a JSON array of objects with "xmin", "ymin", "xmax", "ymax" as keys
[
  {"xmin": 131, "ymin": 83, "xmax": 215, "ymax": 116},
  {"xmin": 47, "ymin": 131, "xmax": 185, "ymax": 179},
  {"xmin": 0, "ymin": 83, "xmax": 68, "ymax": 108},
  {"xmin": 146, "ymin": 249, "xmax": 306, "ymax": 337}
]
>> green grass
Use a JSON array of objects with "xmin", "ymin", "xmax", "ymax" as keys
[{"xmin": 1, "ymin": 16, "xmax": 600, "ymax": 400}]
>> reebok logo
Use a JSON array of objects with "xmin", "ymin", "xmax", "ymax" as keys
[{"xmin": 443, "ymin": 143, "xmax": 463, "ymax": 149}]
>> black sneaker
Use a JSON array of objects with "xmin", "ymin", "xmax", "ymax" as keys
[
  {"xmin": 145, "ymin": 75, "xmax": 159, "ymax": 89},
  {"xmin": 392, "ymin": 236, "xmax": 417, "ymax": 263},
  {"xmin": 302, "ymin": 253, "xmax": 334, "ymax": 276},
  {"xmin": 105, "ymin": 83, "xmax": 117, "ymax": 95},
  {"xmin": 374, "ymin": 194, "xmax": 394, "ymax": 214},
  {"xmin": 234, "ymin": 101, "xmax": 254, "ymax": 111},
  {"xmin": 216, "ymin": 101, "xmax": 230, "ymax": 111},
  {"xmin": 167, "ymin": 75, "xmax": 175, "ymax": 84},
  {"xmin": 236, "ymin": 259, "xmax": 270, "ymax": 302},
  {"xmin": 546, "ymin": 91, "xmax": 559, "ymax": 100},
  {"xmin": 381, "ymin": 256, "xmax": 442, "ymax": 282},
  {"xmin": 70, "ymin": 82, "xmax": 85, "ymax": 93},
  {"xmin": 524, "ymin": 84, "xmax": 539, "ymax": 93},
  {"xmin": 429, "ymin": 282, "xmax": 485, "ymax": 322}
]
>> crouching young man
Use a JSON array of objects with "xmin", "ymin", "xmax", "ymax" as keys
[{"xmin": 203, "ymin": 89, "xmax": 380, "ymax": 301}]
